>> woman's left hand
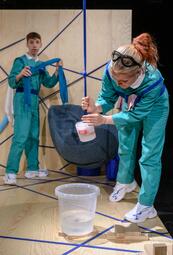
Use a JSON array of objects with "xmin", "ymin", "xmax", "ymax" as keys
[{"xmin": 81, "ymin": 113, "xmax": 106, "ymax": 126}]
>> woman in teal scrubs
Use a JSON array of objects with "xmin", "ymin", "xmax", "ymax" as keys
[{"xmin": 81, "ymin": 33, "xmax": 169, "ymax": 223}]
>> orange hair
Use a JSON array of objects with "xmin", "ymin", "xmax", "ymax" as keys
[{"xmin": 132, "ymin": 33, "xmax": 159, "ymax": 67}]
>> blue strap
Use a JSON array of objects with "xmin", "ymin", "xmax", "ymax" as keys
[
  {"xmin": 30, "ymin": 58, "xmax": 60, "ymax": 74},
  {"xmin": 134, "ymin": 77, "xmax": 164, "ymax": 106},
  {"xmin": 159, "ymin": 83, "xmax": 166, "ymax": 96},
  {"xmin": 16, "ymin": 87, "xmax": 38, "ymax": 95},
  {"xmin": 115, "ymin": 91, "xmax": 129, "ymax": 102},
  {"xmin": 23, "ymin": 76, "xmax": 31, "ymax": 107},
  {"xmin": 23, "ymin": 58, "xmax": 68, "ymax": 107},
  {"xmin": 105, "ymin": 63, "xmax": 165, "ymax": 106},
  {"xmin": 0, "ymin": 115, "xmax": 9, "ymax": 133},
  {"xmin": 106, "ymin": 62, "xmax": 112, "ymax": 82}
]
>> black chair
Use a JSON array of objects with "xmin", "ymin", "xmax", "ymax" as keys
[{"xmin": 48, "ymin": 104, "xmax": 119, "ymax": 169}]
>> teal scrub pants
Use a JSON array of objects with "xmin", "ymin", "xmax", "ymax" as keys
[
  {"xmin": 116, "ymin": 101, "xmax": 169, "ymax": 206},
  {"xmin": 6, "ymin": 108, "xmax": 39, "ymax": 174}
]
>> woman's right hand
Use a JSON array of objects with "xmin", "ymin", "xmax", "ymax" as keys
[{"xmin": 81, "ymin": 96, "xmax": 96, "ymax": 113}]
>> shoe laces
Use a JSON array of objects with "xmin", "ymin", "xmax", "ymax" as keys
[
  {"xmin": 132, "ymin": 206, "xmax": 151, "ymax": 220},
  {"xmin": 111, "ymin": 187, "xmax": 125, "ymax": 199},
  {"xmin": 7, "ymin": 174, "xmax": 16, "ymax": 180}
]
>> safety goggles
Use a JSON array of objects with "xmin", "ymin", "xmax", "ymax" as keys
[{"xmin": 112, "ymin": 50, "xmax": 141, "ymax": 67}]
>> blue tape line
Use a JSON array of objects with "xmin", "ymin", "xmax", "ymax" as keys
[
  {"xmin": 39, "ymin": 11, "xmax": 83, "ymax": 55},
  {"xmin": 52, "ymin": 169, "xmax": 114, "ymax": 187},
  {"xmin": 62, "ymin": 225, "xmax": 114, "ymax": 255},
  {"xmin": 63, "ymin": 67, "xmax": 82, "ymax": 75},
  {"xmin": 87, "ymin": 75, "xmax": 102, "ymax": 81},
  {"xmin": 0, "ymin": 115, "xmax": 9, "ymax": 133},
  {"xmin": 0, "ymin": 235, "xmax": 76, "ymax": 247},
  {"xmin": 87, "ymin": 61, "xmax": 108, "ymax": 75},
  {"xmin": 96, "ymin": 211, "xmax": 124, "ymax": 222},
  {"xmin": 0, "ymin": 234, "xmax": 142, "ymax": 253},
  {"xmin": 0, "ymin": 65, "xmax": 8, "ymax": 76},
  {"xmin": 85, "ymin": 244, "xmax": 142, "ymax": 253},
  {"xmin": 0, "ymin": 134, "xmax": 13, "ymax": 146},
  {"xmin": 62, "ymin": 225, "xmax": 142, "ymax": 254},
  {"xmin": 139, "ymin": 226, "xmax": 173, "ymax": 240},
  {"xmin": 0, "ymin": 77, "xmax": 8, "ymax": 85},
  {"xmin": 0, "ymin": 38, "xmax": 25, "ymax": 52}
]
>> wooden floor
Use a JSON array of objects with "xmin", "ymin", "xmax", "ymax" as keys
[{"xmin": 0, "ymin": 165, "xmax": 172, "ymax": 255}]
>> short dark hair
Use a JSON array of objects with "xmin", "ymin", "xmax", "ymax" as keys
[{"xmin": 26, "ymin": 32, "xmax": 41, "ymax": 42}]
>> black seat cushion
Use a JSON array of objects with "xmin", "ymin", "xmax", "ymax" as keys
[{"xmin": 48, "ymin": 104, "xmax": 118, "ymax": 169}]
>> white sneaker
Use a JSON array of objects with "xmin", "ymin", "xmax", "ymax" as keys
[
  {"xmin": 25, "ymin": 171, "xmax": 38, "ymax": 179},
  {"xmin": 124, "ymin": 202, "xmax": 157, "ymax": 223},
  {"xmin": 3, "ymin": 173, "xmax": 17, "ymax": 185},
  {"xmin": 38, "ymin": 169, "xmax": 48, "ymax": 178},
  {"xmin": 109, "ymin": 180, "xmax": 137, "ymax": 202},
  {"xmin": 25, "ymin": 169, "xmax": 48, "ymax": 179}
]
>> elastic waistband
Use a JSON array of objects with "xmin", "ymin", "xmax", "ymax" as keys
[{"xmin": 16, "ymin": 87, "xmax": 38, "ymax": 95}]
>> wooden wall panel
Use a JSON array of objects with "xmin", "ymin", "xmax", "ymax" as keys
[{"xmin": 0, "ymin": 9, "xmax": 131, "ymax": 173}]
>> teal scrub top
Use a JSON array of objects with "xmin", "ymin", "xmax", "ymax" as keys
[
  {"xmin": 8, "ymin": 55, "xmax": 59, "ymax": 113},
  {"xmin": 96, "ymin": 63, "xmax": 169, "ymax": 128}
]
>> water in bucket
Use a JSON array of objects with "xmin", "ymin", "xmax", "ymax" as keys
[
  {"xmin": 55, "ymin": 183, "xmax": 100, "ymax": 236},
  {"xmin": 75, "ymin": 121, "xmax": 96, "ymax": 142}
]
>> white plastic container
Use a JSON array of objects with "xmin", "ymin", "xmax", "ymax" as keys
[
  {"xmin": 75, "ymin": 121, "xmax": 96, "ymax": 142},
  {"xmin": 55, "ymin": 183, "xmax": 100, "ymax": 236}
]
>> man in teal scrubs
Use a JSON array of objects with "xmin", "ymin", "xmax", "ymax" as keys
[
  {"xmin": 81, "ymin": 33, "xmax": 169, "ymax": 223},
  {"xmin": 4, "ymin": 32, "xmax": 62, "ymax": 185}
]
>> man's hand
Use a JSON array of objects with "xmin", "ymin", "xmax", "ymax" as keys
[
  {"xmin": 55, "ymin": 60, "xmax": 63, "ymax": 71},
  {"xmin": 16, "ymin": 66, "xmax": 32, "ymax": 82}
]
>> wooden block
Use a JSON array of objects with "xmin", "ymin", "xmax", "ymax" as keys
[
  {"xmin": 167, "ymin": 243, "xmax": 173, "ymax": 255},
  {"xmin": 115, "ymin": 223, "xmax": 141, "ymax": 237},
  {"xmin": 123, "ymin": 235, "xmax": 149, "ymax": 242},
  {"xmin": 108, "ymin": 233, "xmax": 149, "ymax": 242},
  {"xmin": 144, "ymin": 243, "xmax": 167, "ymax": 255},
  {"xmin": 155, "ymin": 244, "xmax": 167, "ymax": 255},
  {"xmin": 110, "ymin": 223, "xmax": 149, "ymax": 242}
]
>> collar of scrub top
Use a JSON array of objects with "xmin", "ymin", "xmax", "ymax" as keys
[
  {"xmin": 23, "ymin": 57, "xmax": 68, "ymax": 108},
  {"xmin": 25, "ymin": 53, "xmax": 39, "ymax": 62}
]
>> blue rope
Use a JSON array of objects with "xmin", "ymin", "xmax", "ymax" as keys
[
  {"xmin": 58, "ymin": 65, "xmax": 68, "ymax": 104},
  {"xmin": 23, "ymin": 58, "xmax": 68, "ymax": 107},
  {"xmin": 83, "ymin": 0, "xmax": 87, "ymax": 97}
]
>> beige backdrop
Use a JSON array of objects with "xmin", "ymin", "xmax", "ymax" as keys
[{"xmin": 0, "ymin": 10, "xmax": 131, "ymax": 173}]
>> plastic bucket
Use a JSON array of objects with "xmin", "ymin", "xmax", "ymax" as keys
[
  {"xmin": 55, "ymin": 183, "xmax": 100, "ymax": 236},
  {"xmin": 75, "ymin": 121, "xmax": 96, "ymax": 142}
]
